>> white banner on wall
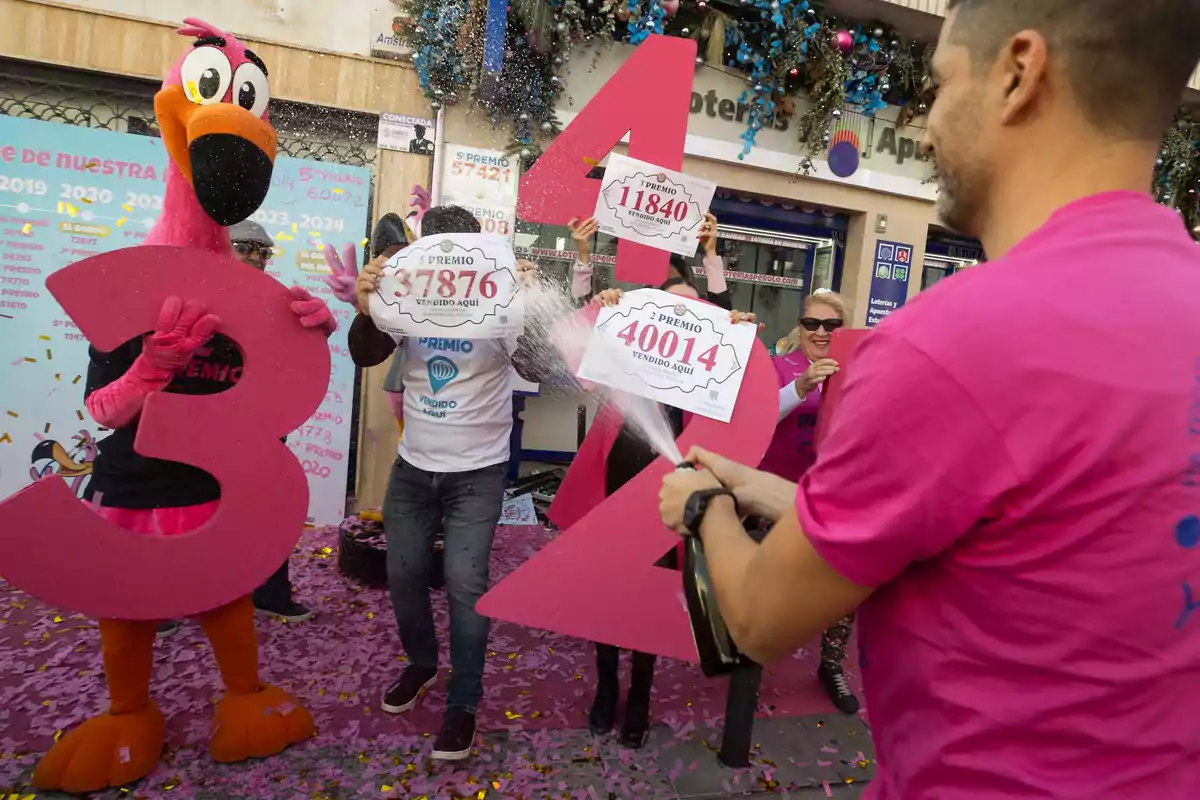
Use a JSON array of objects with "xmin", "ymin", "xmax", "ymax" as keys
[
  {"xmin": 440, "ymin": 144, "xmax": 519, "ymax": 241},
  {"xmin": 0, "ymin": 115, "xmax": 369, "ymax": 526},
  {"xmin": 378, "ymin": 113, "xmax": 435, "ymax": 155}
]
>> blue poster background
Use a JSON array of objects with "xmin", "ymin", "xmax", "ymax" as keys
[
  {"xmin": 0, "ymin": 115, "xmax": 370, "ymax": 525},
  {"xmin": 866, "ymin": 239, "xmax": 913, "ymax": 327}
]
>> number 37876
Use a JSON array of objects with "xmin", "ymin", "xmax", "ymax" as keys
[{"xmin": 392, "ymin": 269, "xmax": 500, "ymax": 300}]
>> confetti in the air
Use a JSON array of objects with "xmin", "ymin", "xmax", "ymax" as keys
[
  {"xmin": 43, "ymin": 422, "xmax": 50, "ymax": 434},
  {"xmin": 84, "ymin": 161, "xmax": 99, "ymax": 172},
  {"xmin": 5, "ymin": 410, "xmax": 17, "ymax": 418},
  {"xmin": 76, "ymin": 409, "xmax": 85, "ymax": 421},
  {"xmin": 38, "ymin": 335, "xmax": 50, "ymax": 341},
  {"xmin": 23, "ymin": 357, "xmax": 36, "ymax": 363},
  {"xmin": 0, "ymin": 432, "xmax": 11, "ymax": 444},
  {"xmin": 116, "ymin": 217, "xmax": 127, "ymax": 227},
  {"xmin": 72, "ymin": 374, "xmax": 82, "ymax": 384},
  {"xmin": 21, "ymin": 223, "xmax": 31, "ymax": 235}
]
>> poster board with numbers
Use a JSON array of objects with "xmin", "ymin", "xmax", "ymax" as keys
[
  {"xmin": 0, "ymin": 115, "xmax": 370, "ymax": 526},
  {"xmin": 439, "ymin": 144, "xmax": 519, "ymax": 241}
]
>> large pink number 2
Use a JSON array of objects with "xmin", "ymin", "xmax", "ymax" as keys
[
  {"xmin": 479, "ymin": 36, "xmax": 780, "ymax": 662},
  {"xmin": 517, "ymin": 35, "xmax": 694, "ymax": 286},
  {"xmin": 0, "ymin": 246, "xmax": 330, "ymax": 620}
]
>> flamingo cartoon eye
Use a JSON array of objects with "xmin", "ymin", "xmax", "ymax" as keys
[
  {"xmin": 232, "ymin": 61, "xmax": 270, "ymax": 118},
  {"xmin": 179, "ymin": 46, "xmax": 233, "ymax": 105}
]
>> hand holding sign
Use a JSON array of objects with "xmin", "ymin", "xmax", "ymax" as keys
[
  {"xmin": 578, "ymin": 289, "xmax": 757, "ymax": 422},
  {"xmin": 595, "ymin": 154, "xmax": 717, "ymax": 257},
  {"xmin": 368, "ymin": 233, "xmax": 524, "ymax": 338}
]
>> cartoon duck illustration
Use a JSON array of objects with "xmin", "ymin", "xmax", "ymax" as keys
[{"xmin": 29, "ymin": 430, "xmax": 97, "ymax": 500}]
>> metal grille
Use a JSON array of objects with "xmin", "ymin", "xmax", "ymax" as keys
[{"xmin": 0, "ymin": 58, "xmax": 380, "ymax": 168}]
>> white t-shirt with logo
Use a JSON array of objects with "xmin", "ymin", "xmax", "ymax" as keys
[{"xmin": 390, "ymin": 335, "xmax": 516, "ymax": 473}]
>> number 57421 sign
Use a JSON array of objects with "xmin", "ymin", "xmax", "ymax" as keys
[
  {"xmin": 368, "ymin": 232, "xmax": 525, "ymax": 338},
  {"xmin": 577, "ymin": 289, "xmax": 757, "ymax": 422}
]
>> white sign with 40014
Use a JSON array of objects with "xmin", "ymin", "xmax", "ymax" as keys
[{"xmin": 576, "ymin": 288, "xmax": 757, "ymax": 423}]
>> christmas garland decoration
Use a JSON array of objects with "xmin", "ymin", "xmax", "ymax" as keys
[
  {"xmin": 395, "ymin": 0, "xmax": 1198, "ymax": 235},
  {"xmin": 1154, "ymin": 110, "xmax": 1200, "ymax": 239}
]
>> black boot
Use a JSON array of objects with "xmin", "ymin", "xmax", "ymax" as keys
[
  {"xmin": 818, "ymin": 663, "xmax": 860, "ymax": 714},
  {"xmin": 620, "ymin": 651, "xmax": 654, "ymax": 748},
  {"xmin": 590, "ymin": 643, "xmax": 620, "ymax": 736}
]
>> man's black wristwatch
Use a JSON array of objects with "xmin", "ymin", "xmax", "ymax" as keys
[{"xmin": 683, "ymin": 488, "xmax": 737, "ymax": 537}]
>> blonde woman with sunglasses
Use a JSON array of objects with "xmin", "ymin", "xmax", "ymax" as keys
[{"xmin": 759, "ymin": 291, "xmax": 859, "ymax": 714}]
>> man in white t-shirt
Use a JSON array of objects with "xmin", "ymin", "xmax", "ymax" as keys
[{"xmin": 350, "ymin": 206, "xmax": 537, "ymax": 760}]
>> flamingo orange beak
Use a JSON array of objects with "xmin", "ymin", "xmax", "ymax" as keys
[{"xmin": 155, "ymin": 85, "xmax": 277, "ymax": 226}]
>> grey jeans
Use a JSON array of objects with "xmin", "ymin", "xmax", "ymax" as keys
[{"xmin": 382, "ymin": 455, "xmax": 506, "ymax": 712}]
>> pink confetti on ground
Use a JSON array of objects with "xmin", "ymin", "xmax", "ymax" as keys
[{"xmin": 0, "ymin": 522, "xmax": 862, "ymax": 798}]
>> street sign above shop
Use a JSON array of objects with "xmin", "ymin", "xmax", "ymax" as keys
[{"xmin": 369, "ymin": 7, "xmax": 413, "ymax": 60}]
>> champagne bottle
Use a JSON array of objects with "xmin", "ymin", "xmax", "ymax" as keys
[{"xmin": 677, "ymin": 462, "xmax": 747, "ymax": 677}]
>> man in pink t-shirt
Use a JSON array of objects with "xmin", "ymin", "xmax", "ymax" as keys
[{"xmin": 657, "ymin": 1, "xmax": 1200, "ymax": 797}]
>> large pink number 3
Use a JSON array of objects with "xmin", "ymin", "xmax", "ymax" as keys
[
  {"xmin": 478, "ymin": 36, "xmax": 780, "ymax": 662},
  {"xmin": 0, "ymin": 246, "xmax": 330, "ymax": 620},
  {"xmin": 518, "ymin": 35, "xmax": 694, "ymax": 286}
]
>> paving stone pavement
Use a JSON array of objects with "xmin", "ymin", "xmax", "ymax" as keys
[{"xmin": 5, "ymin": 713, "xmax": 874, "ymax": 799}]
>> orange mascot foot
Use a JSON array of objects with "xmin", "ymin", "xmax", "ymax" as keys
[
  {"xmin": 209, "ymin": 684, "xmax": 316, "ymax": 762},
  {"xmin": 35, "ymin": 619, "xmax": 163, "ymax": 793},
  {"xmin": 33, "ymin": 703, "xmax": 166, "ymax": 793},
  {"xmin": 200, "ymin": 595, "xmax": 315, "ymax": 763}
]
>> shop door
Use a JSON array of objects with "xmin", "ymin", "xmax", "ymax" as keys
[{"xmin": 704, "ymin": 227, "xmax": 840, "ymax": 349}]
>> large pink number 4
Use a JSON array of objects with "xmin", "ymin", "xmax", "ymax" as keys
[
  {"xmin": 0, "ymin": 247, "xmax": 330, "ymax": 620},
  {"xmin": 518, "ymin": 35, "xmax": 695, "ymax": 286},
  {"xmin": 478, "ymin": 36, "xmax": 780, "ymax": 662}
]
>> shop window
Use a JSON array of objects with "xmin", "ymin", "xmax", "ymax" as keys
[{"xmin": 513, "ymin": 210, "xmax": 842, "ymax": 350}]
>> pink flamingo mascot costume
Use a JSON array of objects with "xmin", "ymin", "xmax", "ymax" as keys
[{"xmin": 33, "ymin": 19, "xmax": 329, "ymax": 793}]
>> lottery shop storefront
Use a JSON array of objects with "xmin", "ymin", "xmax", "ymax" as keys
[
  {"xmin": 445, "ymin": 42, "xmax": 956, "ymax": 329},
  {"xmin": 439, "ymin": 43, "xmax": 977, "ymax": 460}
]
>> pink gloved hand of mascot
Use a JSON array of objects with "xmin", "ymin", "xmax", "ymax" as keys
[
  {"xmin": 85, "ymin": 296, "xmax": 220, "ymax": 429},
  {"xmin": 289, "ymin": 285, "xmax": 337, "ymax": 337}
]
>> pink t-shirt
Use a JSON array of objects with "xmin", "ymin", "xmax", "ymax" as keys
[
  {"xmin": 759, "ymin": 352, "xmax": 821, "ymax": 482},
  {"xmin": 796, "ymin": 192, "xmax": 1200, "ymax": 798}
]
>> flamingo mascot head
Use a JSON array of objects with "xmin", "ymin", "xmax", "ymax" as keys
[{"xmin": 146, "ymin": 18, "xmax": 277, "ymax": 253}]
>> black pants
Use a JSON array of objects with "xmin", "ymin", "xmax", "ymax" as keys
[
  {"xmin": 251, "ymin": 561, "xmax": 294, "ymax": 608},
  {"xmin": 594, "ymin": 642, "xmax": 655, "ymax": 702}
]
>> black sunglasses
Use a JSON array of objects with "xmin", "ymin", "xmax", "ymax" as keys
[
  {"xmin": 799, "ymin": 317, "xmax": 844, "ymax": 333},
  {"xmin": 233, "ymin": 242, "xmax": 273, "ymax": 258}
]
